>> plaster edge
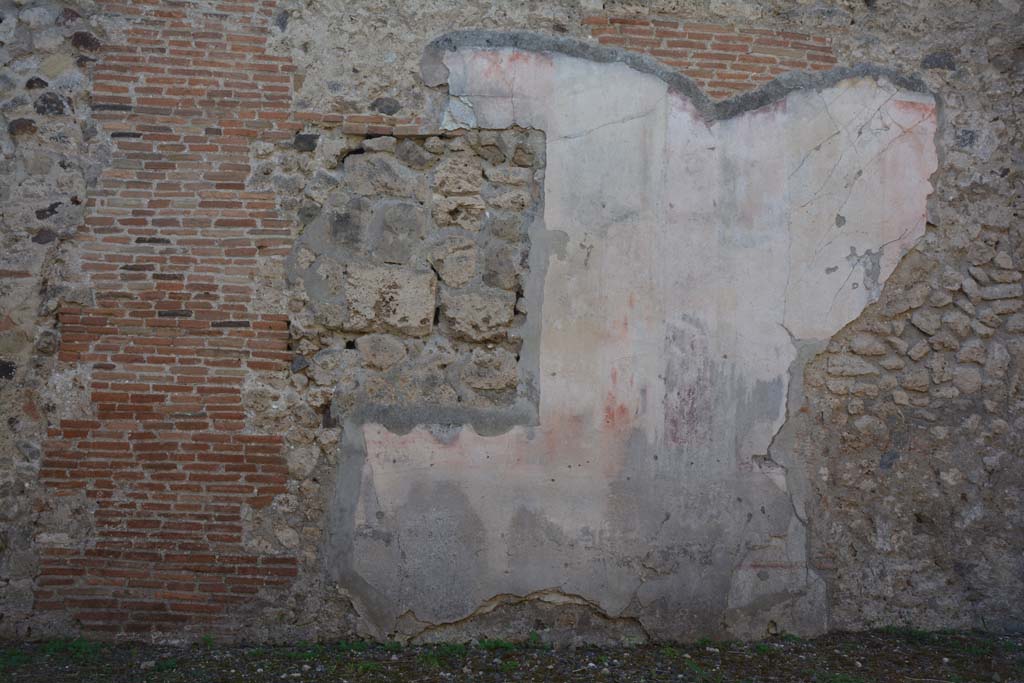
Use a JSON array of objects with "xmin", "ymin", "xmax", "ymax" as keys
[{"xmin": 422, "ymin": 30, "xmax": 935, "ymax": 122}]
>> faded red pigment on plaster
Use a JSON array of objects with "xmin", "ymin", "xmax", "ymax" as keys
[{"xmin": 35, "ymin": 4, "xmax": 837, "ymax": 639}]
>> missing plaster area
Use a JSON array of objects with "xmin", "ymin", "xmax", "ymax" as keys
[{"xmin": 285, "ymin": 129, "xmax": 545, "ymax": 431}]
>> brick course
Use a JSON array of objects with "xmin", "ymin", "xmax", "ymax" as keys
[
  {"xmin": 584, "ymin": 15, "xmax": 837, "ymax": 99},
  {"xmin": 38, "ymin": 0, "xmax": 306, "ymax": 638}
]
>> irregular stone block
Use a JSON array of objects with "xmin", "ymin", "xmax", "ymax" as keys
[
  {"xmin": 461, "ymin": 347, "xmax": 518, "ymax": 390},
  {"xmin": 327, "ymin": 197, "xmax": 372, "ymax": 252},
  {"xmin": 427, "ymin": 235, "xmax": 478, "ymax": 288},
  {"xmin": 362, "ymin": 136, "xmax": 397, "ymax": 153},
  {"xmin": 440, "ymin": 286, "xmax": 516, "ymax": 341},
  {"xmin": 979, "ymin": 283, "xmax": 1022, "ymax": 300},
  {"xmin": 356, "ymin": 334, "xmax": 407, "ymax": 371},
  {"xmin": 901, "ymin": 368, "xmax": 931, "ymax": 392},
  {"xmin": 432, "ymin": 195, "xmax": 486, "ymax": 231},
  {"xmin": 371, "ymin": 97, "xmax": 401, "ymax": 115},
  {"xmin": 345, "ymin": 264, "xmax": 436, "ymax": 337},
  {"xmin": 368, "ymin": 200, "xmax": 428, "ymax": 264},
  {"xmin": 344, "ymin": 153, "xmax": 427, "ymax": 199},
  {"xmin": 952, "ymin": 366, "xmax": 982, "ymax": 395},
  {"xmin": 396, "ymin": 139, "xmax": 436, "ymax": 170},
  {"xmin": 7, "ymin": 118, "xmax": 37, "ymax": 136},
  {"xmin": 848, "ymin": 333, "xmax": 886, "ymax": 356},
  {"xmin": 827, "ymin": 354, "xmax": 879, "ymax": 377},
  {"xmin": 910, "ymin": 308, "xmax": 941, "ymax": 335},
  {"xmin": 294, "ymin": 132, "xmax": 320, "ymax": 151},
  {"xmin": 483, "ymin": 185, "xmax": 531, "ymax": 211},
  {"xmin": 433, "ymin": 152, "xmax": 483, "ymax": 195},
  {"xmin": 483, "ymin": 240, "xmax": 522, "ymax": 291},
  {"xmin": 33, "ymin": 92, "xmax": 65, "ymax": 115}
]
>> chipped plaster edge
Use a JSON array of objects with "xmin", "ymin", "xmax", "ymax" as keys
[{"xmin": 421, "ymin": 29, "xmax": 934, "ymax": 123}]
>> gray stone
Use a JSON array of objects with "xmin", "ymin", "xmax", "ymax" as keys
[
  {"xmin": 327, "ymin": 197, "xmax": 372, "ymax": 251},
  {"xmin": 484, "ymin": 211, "xmax": 526, "ymax": 242},
  {"xmin": 984, "ymin": 342, "xmax": 1010, "ymax": 379},
  {"xmin": 371, "ymin": 97, "xmax": 402, "ymax": 115},
  {"xmin": 926, "ymin": 353, "xmax": 953, "ymax": 384},
  {"xmin": 928, "ymin": 331, "xmax": 959, "ymax": 352},
  {"xmin": 345, "ymin": 153, "xmax": 426, "ymax": 198},
  {"xmin": 941, "ymin": 309, "xmax": 972, "ymax": 337},
  {"xmin": 956, "ymin": 340, "xmax": 986, "ymax": 364},
  {"xmin": 908, "ymin": 340, "xmax": 931, "ymax": 361},
  {"xmin": 295, "ymin": 132, "xmax": 320, "ymax": 152},
  {"xmin": 1005, "ymin": 313, "xmax": 1024, "ymax": 333},
  {"xmin": 921, "ymin": 51, "xmax": 956, "ymax": 70},
  {"xmin": 483, "ymin": 241, "xmax": 522, "ymax": 291},
  {"xmin": 287, "ymin": 446, "xmax": 319, "ymax": 479},
  {"xmin": 901, "ymin": 368, "xmax": 931, "ymax": 392},
  {"xmin": 396, "ymin": 139, "xmax": 436, "ymax": 170},
  {"xmin": 952, "ymin": 366, "xmax": 982, "ymax": 395},
  {"xmin": 356, "ymin": 334, "xmax": 407, "ymax": 370},
  {"xmin": 362, "ymin": 136, "xmax": 397, "ymax": 153},
  {"xmin": 368, "ymin": 200, "xmax": 428, "ymax": 264},
  {"xmin": 979, "ymin": 283, "xmax": 1023, "ymax": 300},
  {"xmin": 910, "ymin": 308, "xmax": 941, "ymax": 335}
]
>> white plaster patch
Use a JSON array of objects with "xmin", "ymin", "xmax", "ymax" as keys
[{"xmin": 339, "ymin": 49, "xmax": 937, "ymax": 640}]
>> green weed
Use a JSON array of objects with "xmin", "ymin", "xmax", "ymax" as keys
[
  {"xmin": 0, "ymin": 648, "xmax": 31, "ymax": 672},
  {"xmin": 478, "ymin": 638, "xmax": 516, "ymax": 651},
  {"xmin": 155, "ymin": 657, "xmax": 179, "ymax": 672}
]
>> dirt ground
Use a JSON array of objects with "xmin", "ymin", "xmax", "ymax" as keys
[{"xmin": 1, "ymin": 629, "xmax": 1021, "ymax": 682}]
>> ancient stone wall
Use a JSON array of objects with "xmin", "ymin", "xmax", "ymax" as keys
[{"xmin": 0, "ymin": 0, "xmax": 1020, "ymax": 643}]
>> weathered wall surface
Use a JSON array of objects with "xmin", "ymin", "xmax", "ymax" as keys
[{"xmin": 0, "ymin": 0, "xmax": 1021, "ymax": 643}]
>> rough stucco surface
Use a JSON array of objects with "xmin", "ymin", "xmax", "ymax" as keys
[
  {"xmin": 1, "ymin": 0, "xmax": 1022, "ymax": 644},
  {"xmin": 322, "ymin": 43, "xmax": 938, "ymax": 642}
]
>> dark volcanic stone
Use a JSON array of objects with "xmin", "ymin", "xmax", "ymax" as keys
[
  {"xmin": 371, "ymin": 97, "xmax": 401, "ymax": 115},
  {"xmin": 34, "ymin": 92, "xmax": 65, "ymax": 116},
  {"xmin": 7, "ymin": 119, "xmax": 37, "ymax": 136},
  {"xmin": 294, "ymin": 132, "xmax": 319, "ymax": 152},
  {"xmin": 71, "ymin": 31, "xmax": 101, "ymax": 51}
]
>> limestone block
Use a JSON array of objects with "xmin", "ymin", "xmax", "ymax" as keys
[
  {"xmin": 432, "ymin": 195, "xmax": 486, "ymax": 231},
  {"xmin": 427, "ymin": 235, "xmax": 478, "ymax": 288},
  {"xmin": 345, "ymin": 264, "xmax": 436, "ymax": 337},
  {"xmin": 440, "ymin": 286, "xmax": 515, "ymax": 341},
  {"xmin": 433, "ymin": 152, "xmax": 483, "ymax": 195},
  {"xmin": 461, "ymin": 347, "xmax": 518, "ymax": 390}
]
